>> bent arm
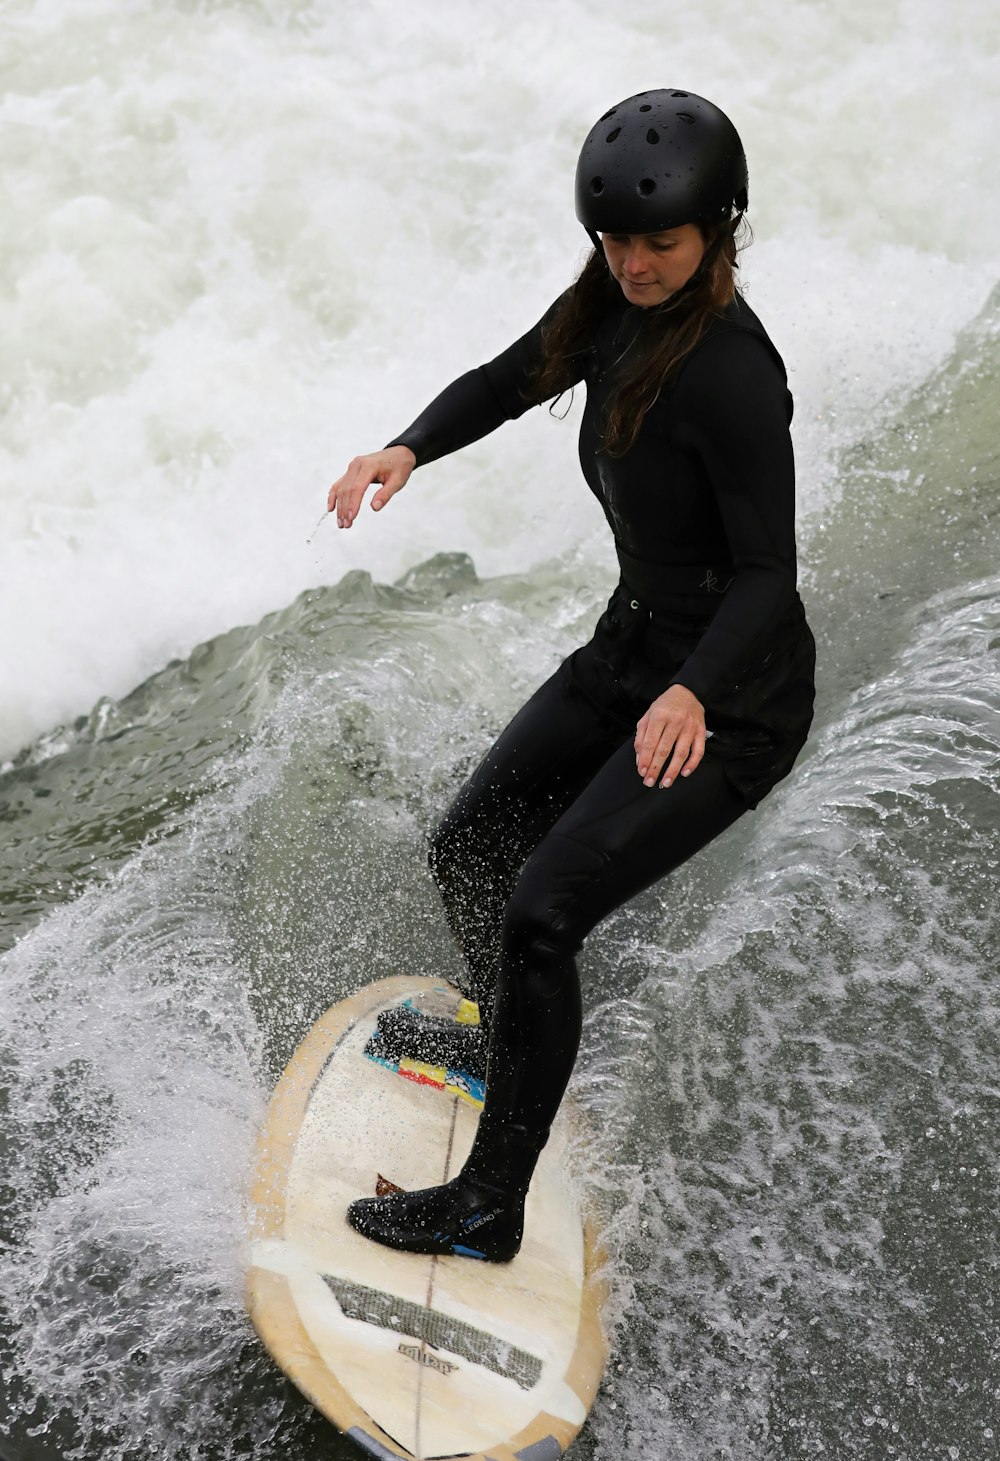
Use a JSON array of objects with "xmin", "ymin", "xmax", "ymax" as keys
[{"xmin": 668, "ymin": 332, "xmax": 799, "ymax": 705}]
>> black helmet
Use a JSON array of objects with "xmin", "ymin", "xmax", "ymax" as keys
[{"xmin": 575, "ymin": 89, "xmax": 748, "ymax": 238}]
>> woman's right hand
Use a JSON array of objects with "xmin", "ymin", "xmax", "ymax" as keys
[{"xmin": 327, "ymin": 445, "xmax": 417, "ymax": 528}]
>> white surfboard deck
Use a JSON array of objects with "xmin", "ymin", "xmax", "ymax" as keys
[{"xmin": 247, "ymin": 975, "xmax": 607, "ymax": 1461}]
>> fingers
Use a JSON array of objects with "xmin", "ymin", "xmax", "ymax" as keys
[
  {"xmin": 328, "ymin": 456, "xmax": 377, "ymax": 527},
  {"xmin": 637, "ymin": 723, "xmax": 690, "ymax": 788},
  {"xmin": 635, "ymin": 705, "xmax": 682, "ymax": 785},
  {"xmin": 658, "ymin": 724, "xmax": 706, "ymax": 788},
  {"xmin": 370, "ymin": 468, "xmax": 406, "ymax": 512},
  {"xmin": 634, "ymin": 687, "xmax": 707, "ymax": 788},
  {"xmin": 634, "ymin": 711, "xmax": 664, "ymax": 786},
  {"xmin": 327, "ymin": 448, "xmax": 416, "ymax": 527}
]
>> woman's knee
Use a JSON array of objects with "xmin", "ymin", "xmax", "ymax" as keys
[
  {"xmin": 502, "ymin": 922, "xmax": 573, "ymax": 1003},
  {"xmin": 500, "ymin": 859, "xmax": 591, "ymax": 999},
  {"xmin": 503, "ymin": 835, "xmax": 606, "ymax": 960}
]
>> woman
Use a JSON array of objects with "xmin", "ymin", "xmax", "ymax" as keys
[{"xmin": 330, "ymin": 90, "xmax": 815, "ymax": 1262}]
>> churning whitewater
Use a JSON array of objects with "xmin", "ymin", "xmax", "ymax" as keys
[{"xmin": 1, "ymin": 3, "xmax": 998, "ymax": 1459}]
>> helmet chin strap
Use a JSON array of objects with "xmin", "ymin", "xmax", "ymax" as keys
[{"xmin": 585, "ymin": 226, "xmax": 604, "ymax": 256}]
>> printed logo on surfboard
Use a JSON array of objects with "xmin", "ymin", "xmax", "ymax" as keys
[{"xmin": 398, "ymin": 1342, "xmax": 459, "ymax": 1377}]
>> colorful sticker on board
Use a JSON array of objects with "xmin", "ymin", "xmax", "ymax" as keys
[{"xmin": 364, "ymin": 1030, "xmax": 485, "ymax": 1108}]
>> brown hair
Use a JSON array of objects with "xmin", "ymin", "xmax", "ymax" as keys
[{"xmin": 533, "ymin": 216, "xmax": 748, "ymax": 455}]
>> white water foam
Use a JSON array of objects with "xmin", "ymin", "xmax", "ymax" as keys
[{"xmin": 2, "ymin": 0, "xmax": 998, "ymax": 757}]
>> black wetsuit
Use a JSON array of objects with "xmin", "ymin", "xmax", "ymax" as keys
[{"xmin": 347, "ymin": 282, "xmax": 815, "ymax": 1260}]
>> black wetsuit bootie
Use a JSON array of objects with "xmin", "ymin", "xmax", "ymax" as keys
[
  {"xmin": 347, "ymin": 1123, "xmax": 546, "ymax": 1262},
  {"xmin": 347, "ymin": 1171, "xmax": 523, "ymax": 1262},
  {"xmin": 375, "ymin": 1001, "xmax": 488, "ymax": 1079}
]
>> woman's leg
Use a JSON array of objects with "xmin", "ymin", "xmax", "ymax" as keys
[
  {"xmin": 412, "ymin": 667, "xmax": 627, "ymax": 1035},
  {"xmin": 481, "ymin": 747, "xmax": 746, "ymax": 1140},
  {"xmin": 349, "ymin": 744, "xmax": 749, "ymax": 1259},
  {"xmin": 374, "ymin": 666, "xmax": 626, "ymax": 1074}
]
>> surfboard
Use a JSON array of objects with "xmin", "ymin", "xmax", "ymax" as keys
[{"xmin": 247, "ymin": 974, "xmax": 607, "ymax": 1461}]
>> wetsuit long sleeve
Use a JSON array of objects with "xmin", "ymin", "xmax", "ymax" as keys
[
  {"xmin": 385, "ymin": 367, "xmax": 515, "ymax": 467},
  {"xmin": 386, "ymin": 299, "xmax": 570, "ymax": 467}
]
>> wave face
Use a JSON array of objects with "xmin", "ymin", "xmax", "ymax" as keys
[{"xmin": 2, "ymin": 3, "xmax": 1000, "ymax": 1459}]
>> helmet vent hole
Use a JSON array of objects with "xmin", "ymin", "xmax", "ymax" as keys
[
  {"xmin": 646, "ymin": 128, "xmax": 659, "ymax": 144},
  {"xmin": 671, "ymin": 91, "xmax": 689, "ymax": 98},
  {"xmin": 637, "ymin": 178, "xmax": 656, "ymax": 196},
  {"xmin": 590, "ymin": 177, "xmax": 605, "ymax": 195},
  {"xmin": 606, "ymin": 126, "xmax": 621, "ymax": 143},
  {"xmin": 676, "ymin": 111, "xmax": 695, "ymax": 124},
  {"xmin": 639, "ymin": 104, "xmax": 652, "ymax": 113},
  {"xmin": 599, "ymin": 108, "xmax": 617, "ymax": 121}
]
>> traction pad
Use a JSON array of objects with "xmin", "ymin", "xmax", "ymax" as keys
[{"xmin": 364, "ymin": 997, "xmax": 485, "ymax": 1109}]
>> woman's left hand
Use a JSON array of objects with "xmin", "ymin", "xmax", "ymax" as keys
[{"xmin": 635, "ymin": 684, "xmax": 707, "ymax": 788}]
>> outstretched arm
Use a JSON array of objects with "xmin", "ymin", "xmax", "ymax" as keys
[{"xmin": 325, "ymin": 292, "xmax": 576, "ymax": 528}]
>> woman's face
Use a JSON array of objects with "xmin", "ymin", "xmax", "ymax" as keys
[{"xmin": 602, "ymin": 224, "xmax": 706, "ymax": 307}]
